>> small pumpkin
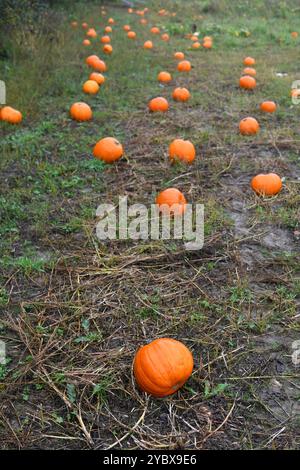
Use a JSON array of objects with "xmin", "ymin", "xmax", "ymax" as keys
[
  {"xmin": 140, "ymin": 18, "xmax": 147, "ymax": 25},
  {"xmin": 177, "ymin": 60, "xmax": 191, "ymax": 72},
  {"xmin": 156, "ymin": 188, "xmax": 187, "ymax": 215},
  {"xmin": 82, "ymin": 22, "xmax": 88, "ymax": 29},
  {"xmin": 239, "ymin": 75, "xmax": 256, "ymax": 89},
  {"xmin": 93, "ymin": 59, "xmax": 107, "ymax": 72},
  {"xmin": 203, "ymin": 40, "xmax": 212, "ymax": 49},
  {"xmin": 260, "ymin": 101, "xmax": 277, "ymax": 113},
  {"xmin": 105, "ymin": 26, "xmax": 112, "ymax": 33},
  {"xmin": 89, "ymin": 72, "xmax": 105, "ymax": 85},
  {"xmin": 172, "ymin": 87, "xmax": 191, "ymax": 102},
  {"xmin": 0, "ymin": 106, "xmax": 22, "ymax": 124},
  {"xmin": 243, "ymin": 67, "xmax": 256, "ymax": 76},
  {"xmin": 244, "ymin": 56, "xmax": 255, "ymax": 66},
  {"xmin": 174, "ymin": 51, "xmax": 185, "ymax": 60},
  {"xmin": 291, "ymin": 31, "xmax": 298, "ymax": 38},
  {"xmin": 239, "ymin": 117, "xmax": 260, "ymax": 135},
  {"xmin": 133, "ymin": 338, "xmax": 194, "ymax": 398},
  {"xmin": 191, "ymin": 35, "xmax": 198, "ymax": 42},
  {"xmin": 70, "ymin": 102, "xmax": 92, "ymax": 122},
  {"xmin": 127, "ymin": 31, "xmax": 136, "ymax": 39},
  {"xmin": 251, "ymin": 173, "xmax": 282, "ymax": 196},
  {"xmin": 101, "ymin": 35, "xmax": 111, "ymax": 44},
  {"xmin": 93, "ymin": 137, "xmax": 123, "ymax": 163},
  {"xmin": 143, "ymin": 40, "xmax": 153, "ymax": 49},
  {"xmin": 103, "ymin": 44, "xmax": 113, "ymax": 54},
  {"xmin": 161, "ymin": 33, "xmax": 170, "ymax": 41},
  {"xmin": 108, "ymin": 18, "xmax": 115, "ymax": 24},
  {"xmin": 151, "ymin": 26, "xmax": 160, "ymax": 34},
  {"xmin": 158, "ymin": 71, "xmax": 172, "ymax": 83},
  {"xmin": 86, "ymin": 28, "xmax": 97, "ymax": 38},
  {"xmin": 123, "ymin": 25, "xmax": 131, "ymax": 31},
  {"xmin": 86, "ymin": 55, "xmax": 100, "ymax": 67},
  {"xmin": 82, "ymin": 80, "xmax": 99, "ymax": 95},
  {"xmin": 148, "ymin": 97, "xmax": 169, "ymax": 112},
  {"xmin": 82, "ymin": 39, "xmax": 91, "ymax": 46},
  {"xmin": 169, "ymin": 139, "xmax": 195, "ymax": 163},
  {"xmin": 128, "ymin": 8, "xmax": 133, "ymax": 13}
]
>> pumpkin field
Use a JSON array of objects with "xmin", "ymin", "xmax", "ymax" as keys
[{"xmin": 0, "ymin": 0, "xmax": 300, "ymax": 450}]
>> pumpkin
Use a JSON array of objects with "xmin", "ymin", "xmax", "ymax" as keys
[
  {"xmin": 151, "ymin": 26, "xmax": 160, "ymax": 34},
  {"xmin": 244, "ymin": 56, "xmax": 255, "ymax": 66},
  {"xmin": 108, "ymin": 18, "xmax": 114, "ymax": 24},
  {"xmin": 243, "ymin": 67, "xmax": 256, "ymax": 76},
  {"xmin": 143, "ymin": 40, "xmax": 153, "ymax": 49},
  {"xmin": 86, "ymin": 55, "xmax": 100, "ymax": 67},
  {"xmin": 103, "ymin": 44, "xmax": 113, "ymax": 54},
  {"xmin": 239, "ymin": 117, "xmax": 260, "ymax": 135},
  {"xmin": 101, "ymin": 35, "xmax": 111, "ymax": 44},
  {"xmin": 260, "ymin": 101, "xmax": 277, "ymax": 113},
  {"xmin": 82, "ymin": 80, "xmax": 99, "ymax": 94},
  {"xmin": 0, "ymin": 106, "xmax": 22, "ymax": 124},
  {"xmin": 172, "ymin": 87, "xmax": 191, "ymax": 102},
  {"xmin": 161, "ymin": 33, "xmax": 170, "ymax": 41},
  {"xmin": 93, "ymin": 59, "xmax": 107, "ymax": 72},
  {"xmin": 86, "ymin": 28, "xmax": 97, "ymax": 38},
  {"xmin": 251, "ymin": 173, "xmax": 282, "ymax": 196},
  {"xmin": 133, "ymin": 338, "xmax": 194, "ymax": 398},
  {"xmin": 127, "ymin": 31, "xmax": 136, "ymax": 39},
  {"xmin": 174, "ymin": 51, "xmax": 185, "ymax": 60},
  {"xmin": 123, "ymin": 25, "xmax": 131, "ymax": 31},
  {"xmin": 191, "ymin": 35, "xmax": 198, "ymax": 42},
  {"xmin": 82, "ymin": 22, "xmax": 88, "ymax": 29},
  {"xmin": 148, "ymin": 97, "xmax": 169, "ymax": 112},
  {"xmin": 192, "ymin": 41, "xmax": 201, "ymax": 49},
  {"xmin": 239, "ymin": 75, "xmax": 256, "ymax": 89},
  {"xmin": 177, "ymin": 60, "xmax": 191, "ymax": 72},
  {"xmin": 156, "ymin": 188, "xmax": 187, "ymax": 215},
  {"xmin": 140, "ymin": 18, "xmax": 147, "ymax": 25},
  {"xmin": 105, "ymin": 26, "xmax": 112, "ymax": 33},
  {"xmin": 128, "ymin": 8, "xmax": 133, "ymax": 13},
  {"xmin": 89, "ymin": 72, "xmax": 105, "ymax": 85},
  {"xmin": 291, "ymin": 31, "xmax": 298, "ymax": 38},
  {"xmin": 291, "ymin": 89, "xmax": 300, "ymax": 98},
  {"xmin": 158, "ymin": 71, "xmax": 172, "ymax": 83},
  {"xmin": 70, "ymin": 102, "xmax": 92, "ymax": 122},
  {"xmin": 93, "ymin": 137, "xmax": 123, "ymax": 163},
  {"xmin": 83, "ymin": 39, "xmax": 91, "ymax": 46},
  {"xmin": 169, "ymin": 139, "xmax": 195, "ymax": 163},
  {"xmin": 203, "ymin": 40, "xmax": 212, "ymax": 49},
  {"xmin": 203, "ymin": 36, "xmax": 212, "ymax": 41}
]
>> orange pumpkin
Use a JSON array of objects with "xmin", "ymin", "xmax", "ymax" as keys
[
  {"xmin": 123, "ymin": 25, "xmax": 131, "ymax": 31},
  {"xmin": 82, "ymin": 80, "xmax": 99, "ymax": 95},
  {"xmin": 161, "ymin": 33, "xmax": 170, "ymax": 41},
  {"xmin": 203, "ymin": 36, "xmax": 212, "ymax": 41},
  {"xmin": 133, "ymin": 338, "xmax": 193, "ymax": 398},
  {"xmin": 93, "ymin": 59, "xmax": 107, "ymax": 72},
  {"xmin": 169, "ymin": 139, "xmax": 195, "ymax": 163},
  {"xmin": 105, "ymin": 26, "xmax": 112, "ymax": 33},
  {"xmin": 158, "ymin": 71, "xmax": 172, "ymax": 83},
  {"xmin": 260, "ymin": 101, "xmax": 277, "ymax": 113},
  {"xmin": 243, "ymin": 67, "xmax": 256, "ymax": 76},
  {"xmin": 172, "ymin": 87, "xmax": 191, "ymax": 102},
  {"xmin": 93, "ymin": 137, "xmax": 123, "ymax": 163},
  {"xmin": 86, "ymin": 28, "xmax": 97, "ymax": 38},
  {"xmin": 128, "ymin": 8, "xmax": 133, "ymax": 13},
  {"xmin": 239, "ymin": 117, "xmax": 260, "ymax": 135},
  {"xmin": 191, "ymin": 35, "xmax": 198, "ymax": 41},
  {"xmin": 156, "ymin": 188, "xmax": 187, "ymax": 215},
  {"xmin": 0, "ymin": 106, "xmax": 22, "ymax": 124},
  {"xmin": 192, "ymin": 41, "xmax": 201, "ymax": 49},
  {"xmin": 101, "ymin": 35, "xmax": 111, "ymax": 44},
  {"xmin": 82, "ymin": 39, "xmax": 91, "ymax": 46},
  {"xmin": 244, "ymin": 56, "xmax": 255, "ymax": 66},
  {"xmin": 174, "ymin": 51, "xmax": 185, "ymax": 60},
  {"xmin": 127, "ymin": 31, "xmax": 136, "ymax": 39},
  {"xmin": 89, "ymin": 72, "xmax": 105, "ymax": 85},
  {"xmin": 103, "ymin": 44, "xmax": 113, "ymax": 54},
  {"xmin": 108, "ymin": 18, "xmax": 114, "ymax": 24},
  {"xmin": 148, "ymin": 97, "xmax": 169, "ymax": 112},
  {"xmin": 86, "ymin": 55, "xmax": 100, "ymax": 67},
  {"xmin": 291, "ymin": 31, "xmax": 298, "ymax": 38},
  {"xmin": 140, "ymin": 18, "xmax": 147, "ymax": 25},
  {"xmin": 251, "ymin": 173, "xmax": 282, "ymax": 196},
  {"xmin": 177, "ymin": 60, "xmax": 191, "ymax": 72},
  {"xmin": 143, "ymin": 40, "xmax": 153, "ymax": 49},
  {"xmin": 82, "ymin": 22, "xmax": 88, "ymax": 29},
  {"xmin": 70, "ymin": 102, "xmax": 92, "ymax": 122},
  {"xmin": 291, "ymin": 89, "xmax": 300, "ymax": 98},
  {"xmin": 203, "ymin": 40, "xmax": 212, "ymax": 49},
  {"xmin": 239, "ymin": 75, "xmax": 256, "ymax": 89},
  {"xmin": 151, "ymin": 26, "xmax": 160, "ymax": 34}
]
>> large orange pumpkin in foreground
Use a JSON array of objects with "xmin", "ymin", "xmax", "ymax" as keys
[
  {"xmin": 133, "ymin": 338, "xmax": 194, "ymax": 397},
  {"xmin": 239, "ymin": 117, "xmax": 260, "ymax": 135},
  {"xmin": 70, "ymin": 102, "xmax": 92, "ymax": 122},
  {"xmin": 82, "ymin": 80, "xmax": 99, "ymax": 94},
  {"xmin": 93, "ymin": 137, "xmax": 123, "ymax": 163},
  {"xmin": 251, "ymin": 173, "xmax": 282, "ymax": 196},
  {"xmin": 0, "ymin": 106, "xmax": 22, "ymax": 124},
  {"xmin": 260, "ymin": 101, "xmax": 277, "ymax": 113},
  {"xmin": 239, "ymin": 75, "xmax": 256, "ymax": 89},
  {"xmin": 177, "ymin": 60, "xmax": 191, "ymax": 72},
  {"xmin": 156, "ymin": 188, "xmax": 187, "ymax": 215},
  {"xmin": 148, "ymin": 97, "xmax": 169, "ymax": 112},
  {"xmin": 169, "ymin": 139, "xmax": 195, "ymax": 164},
  {"xmin": 172, "ymin": 87, "xmax": 191, "ymax": 102}
]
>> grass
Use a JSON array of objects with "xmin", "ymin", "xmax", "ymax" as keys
[{"xmin": 0, "ymin": 0, "xmax": 300, "ymax": 451}]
